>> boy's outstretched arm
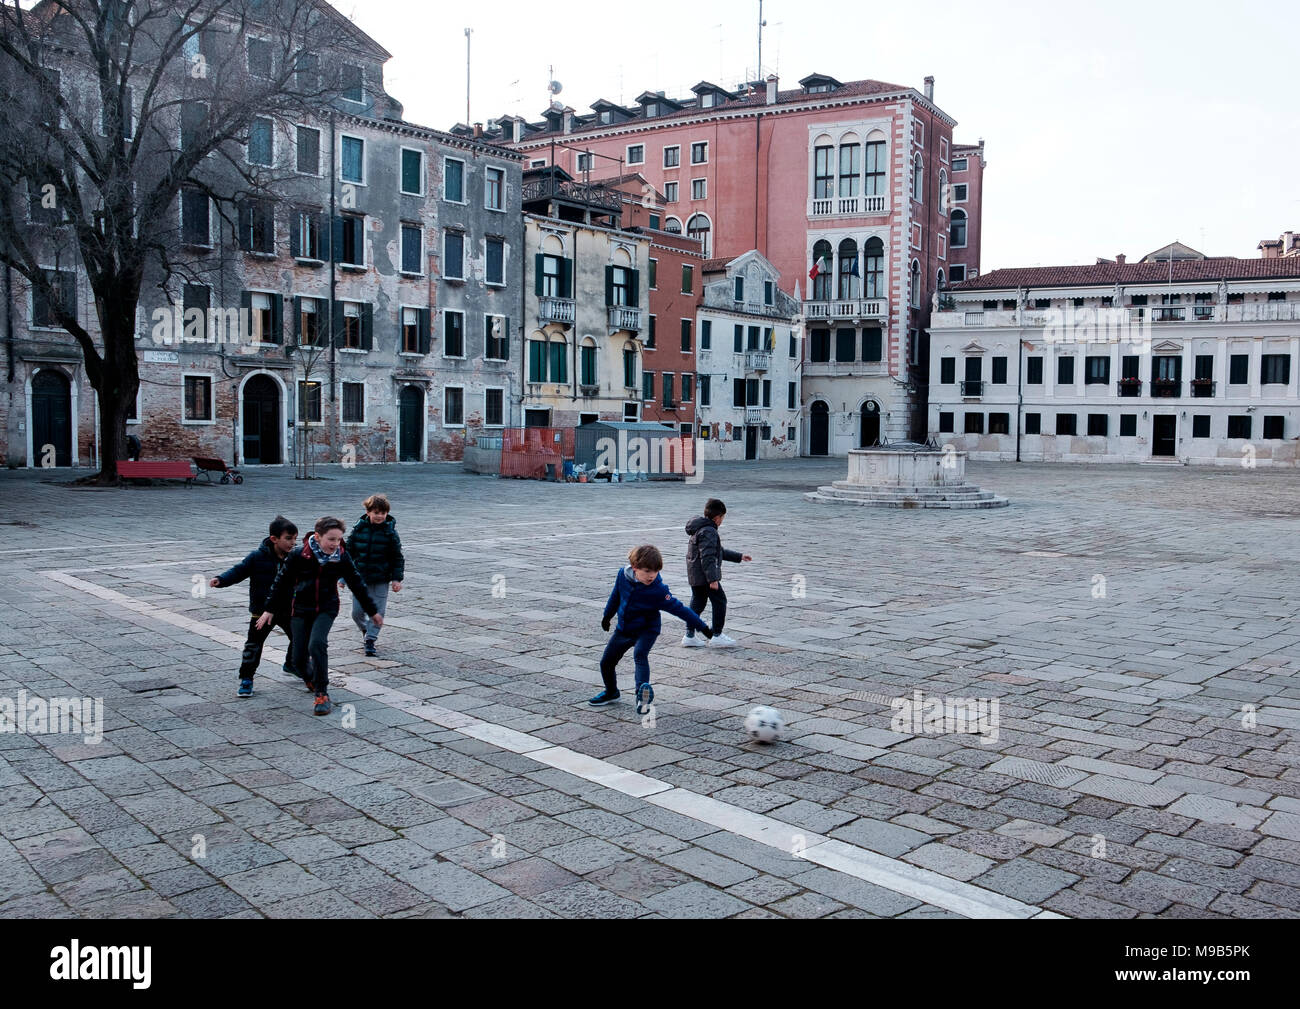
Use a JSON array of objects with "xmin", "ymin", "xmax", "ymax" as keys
[
  {"xmin": 602, "ymin": 571, "xmax": 621, "ymax": 630},
  {"xmin": 721, "ymin": 547, "xmax": 743, "ymax": 564},
  {"xmin": 213, "ymin": 548, "xmax": 257, "ymax": 588},
  {"xmin": 661, "ymin": 593, "xmax": 712, "ymax": 637}
]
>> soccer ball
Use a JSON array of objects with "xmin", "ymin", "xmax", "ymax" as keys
[{"xmin": 744, "ymin": 706, "xmax": 784, "ymax": 743}]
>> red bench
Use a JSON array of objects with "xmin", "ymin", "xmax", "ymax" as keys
[{"xmin": 118, "ymin": 460, "xmax": 194, "ymax": 486}]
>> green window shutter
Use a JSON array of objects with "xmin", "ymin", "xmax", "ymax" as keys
[
  {"xmin": 291, "ymin": 295, "xmax": 301, "ymax": 343},
  {"xmin": 534, "ymin": 253, "xmax": 544, "ymax": 296},
  {"xmin": 289, "ymin": 215, "xmax": 300, "ymax": 257},
  {"xmin": 330, "ymin": 216, "xmax": 344, "ymax": 262},
  {"xmin": 561, "ymin": 258, "xmax": 573, "ymax": 297},
  {"xmin": 418, "ymin": 308, "xmax": 431, "ymax": 354},
  {"xmin": 503, "ymin": 317, "xmax": 510, "ymax": 359},
  {"xmin": 271, "ymin": 294, "xmax": 283, "ymax": 344},
  {"xmin": 360, "ymin": 303, "xmax": 373, "ymax": 350},
  {"xmin": 733, "ymin": 324, "xmax": 743, "ymax": 352},
  {"xmin": 237, "ymin": 203, "xmax": 252, "ymax": 251},
  {"xmin": 629, "ymin": 269, "xmax": 640, "ymax": 307},
  {"xmin": 331, "ymin": 300, "xmax": 344, "ymax": 348},
  {"xmin": 605, "ymin": 265, "xmax": 614, "ymax": 306}
]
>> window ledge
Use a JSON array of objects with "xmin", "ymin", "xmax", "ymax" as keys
[
  {"xmin": 246, "ymin": 251, "xmax": 277, "ymax": 260},
  {"xmin": 398, "ymin": 352, "xmax": 425, "ymax": 359},
  {"xmin": 399, "ymin": 270, "xmax": 424, "ymax": 278},
  {"xmin": 337, "ymin": 348, "xmax": 367, "ymax": 355},
  {"xmin": 399, "ymin": 190, "xmax": 424, "ymax": 198},
  {"xmin": 183, "ymin": 242, "xmax": 214, "ymax": 252},
  {"xmin": 442, "ymin": 277, "xmax": 466, "ymax": 285},
  {"xmin": 295, "ymin": 257, "xmax": 324, "ymax": 267},
  {"xmin": 181, "ymin": 419, "xmax": 216, "ymax": 426},
  {"xmin": 340, "ymin": 263, "xmax": 367, "ymax": 273}
]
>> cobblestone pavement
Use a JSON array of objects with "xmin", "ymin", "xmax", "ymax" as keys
[{"xmin": 1, "ymin": 458, "xmax": 1299, "ymax": 919}]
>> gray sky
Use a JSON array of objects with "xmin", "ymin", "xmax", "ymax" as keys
[{"xmin": 342, "ymin": 0, "xmax": 1298, "ymax": 271}]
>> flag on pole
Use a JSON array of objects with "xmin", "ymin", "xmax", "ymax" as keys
[
  {"xmin": 809, "ymin": 254, "xmax": 831, "ymax": 280},
  {"xmin": 850, "ymin": 257, "xmax": 861, "ymax": 278}
]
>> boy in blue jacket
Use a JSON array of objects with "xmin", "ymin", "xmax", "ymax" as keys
[
  {"xmin": 209, "ymin": 516, "xmax": 298, "ymax": 698},
  {"xmin": 591, "ymin": 544, "xmax": 712, "ymax": 714}
]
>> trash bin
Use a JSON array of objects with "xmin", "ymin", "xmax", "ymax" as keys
[
  {"xmin": 562, "ymin": 460, "xmax": 575, "ymax": 481},
  {"xmin": 545, "ymin": 463, "xmax": 556, "ymax": 481}
]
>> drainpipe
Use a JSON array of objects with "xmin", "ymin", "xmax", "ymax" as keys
[
  {"xmin": 5, "ymin": 263, "xmax": 13, "ymax": 383},
  {"xmin": 1015, "ymin": 336, "xmax": 1023, "ymax": 462},
  {"xmin": 328, "ymin": 109, "xmax": 337, "ymax": 418}
]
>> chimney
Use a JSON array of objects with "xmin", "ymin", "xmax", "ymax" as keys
[
  {"xmin": 766, "ymin": 74, "xmax": 778, "ymax": 105},
  {"xmin": 1116, "ymin": 254, "xmax": 1126, "ymax": 265},
  {"xmin": 472, "ymin": 122, "xmax": 483, "ymax": 139},
  {"xmin": 923, "ymin": 76, "xmax": 934, "ymax": 102}
]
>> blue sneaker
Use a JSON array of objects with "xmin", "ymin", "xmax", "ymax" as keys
[
  {"xmin": 588, "ymin": 689, "xmax": 621, "ymax": 706},
  {"xmin": 237, "ymin": 679, "xmax": 254, "ymax": 698},
  {"xmin": 635, "ymin": 682, "xmax": 654, "ymax": 715}
]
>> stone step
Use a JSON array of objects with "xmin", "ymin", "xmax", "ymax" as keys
[
  {"xmin": 804, "ymin": 490, "xmax": 1010, "ymax": 509},
  {"xmin": 829, "ymin": 481, "xmax": 991, "ymax": 496},
  {"xmin": 816, "ymin": 485, "xmax": 999, "ymax": 500}
]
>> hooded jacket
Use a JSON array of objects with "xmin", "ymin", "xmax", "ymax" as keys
[
  {"xmin": 263, "ymin": 537, "xmax": 378, "ymax": 619},
  {"xmin": 346, "ymin": 514, "xmax": 405, "ymax": 584},
  {"xmin": 215, "ymin": 537, "xmax": 291, "ymax": 616},
  {"xmin": 603, "ymin": 566, "xmax": 711, "ymax": 637},
  {"xmin": 685, "ymin": 516, "xmax": 742, "ymax": 587}
]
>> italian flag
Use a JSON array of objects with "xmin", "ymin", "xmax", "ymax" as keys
[{"xmin": 808, "ymin": 254, "xmax": 831, "ymax": 281}]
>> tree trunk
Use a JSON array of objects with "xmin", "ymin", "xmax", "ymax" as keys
[{"xmin": 93, "ymin": 291, "xmax": 141, "ymax": 483}]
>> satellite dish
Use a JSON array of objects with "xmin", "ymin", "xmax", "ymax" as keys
[
  {"xmin": 548, "ymin": 80, "xmax": 563, "ymax": 95},
  {"xmin": 549, "ymin": 100, "xmax": 564, "ymax": 111}
]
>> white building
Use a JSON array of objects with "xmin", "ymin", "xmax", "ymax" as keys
[
  {"xmin": 693, "ymin": 252, "xmax": 803, "ymax": 461},
  {"xmin": 927, "ymin": 247, "xmax": 1300, "ymax": 465}
]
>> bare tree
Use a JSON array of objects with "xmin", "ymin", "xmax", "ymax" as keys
[{"xmin": 0, "ymin": 0, "xmax": 347, "ymax": 481}]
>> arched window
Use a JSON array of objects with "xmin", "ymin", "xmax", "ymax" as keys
[
  {"xmin": 812, "ymin": 238, "xmax": 833, "ymax": 302},
  {"xmin": 864, "ymin": 237, "xmax": 884, "ymax": 299},
  {"xmin": 938, "ymin": 168, "xmax": 947, "ymax": 214},
  {"xmin": 864, "ymin": 132, "xmax": 887, "ymax": 197},
  {"xmin": 837, "ymin": 238, "xmax": 859, "ymax": 299},
  {"xmin": 937, "ymin": 268, "xmax": 946, "ymax": 292},
  {"xmin": 950, "ymin": 209, "xmax": 967, "ymax": 248},
  {"xmin": 663, "ymin": 216, "xmax": 682, "ymax": 234},
  {"xmin": 909, "ymin": 260, "xmax": 920, "ymax": 308},
  {"xmin": 686, "ymin": 214, "xmax": 711, "ymax": 257},
  {"xmin": 813, "ymin": 136, "xmax": 834, "ymax": 200},
  {"xmin": 548, "ymin": 335, "xmax": 568, "ymax": 384},
  {"xmin": 528, "ymin": 331, "xmax": 548, "ymax": 383},
  {"xmin": 579, "ymin": 338, "xmax": 598, "ymax": 387},
  {"xmin": 912, "ymin": 154, "xmax": 923, "ymax": 204},
  {"xmin": 838, "ymin": 140, "xmax": 860, "ymax": 199}
]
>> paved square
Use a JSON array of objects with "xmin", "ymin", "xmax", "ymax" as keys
[{"xmin": 1, "ymin": 458, "xmax": 1298, "ymax": 918}]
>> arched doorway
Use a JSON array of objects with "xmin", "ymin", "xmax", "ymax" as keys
[
  {"xmin": 398, "ymin": 386, "xmax": 424, "ymax": 461},
  {"xmin": 31, "ymin": 369, "xmax": 72, "ymax": 467},
  {"xmin": 242, "ymin": 374, "xmax": 281, "ymax": 464},
  {"xmin": 860, "ymin": 401, "xmax": 881, "ymax": 447},
  {"xmin": 810, "ymin": 400, "xmax": 830, "ymax": 456}
]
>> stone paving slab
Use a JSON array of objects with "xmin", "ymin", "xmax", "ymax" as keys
[{"xmin": 1, "ymin": 459, "xmax": 1299, "ymax": 917}]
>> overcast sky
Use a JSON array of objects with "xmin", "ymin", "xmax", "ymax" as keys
[{"xmin": 340, "ymin": 0, "xmax": 1297, "ymax": 272}]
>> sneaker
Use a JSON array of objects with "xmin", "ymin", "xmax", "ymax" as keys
[
  {"xmin": 587, "ymin": 689, "xmax": 621, "ymax": 706},
  {"xmin": 237, "ymin": 679, "xmax": 254, "ymax": 698},
  {"xmin": 364, "ymin": 639, "xmax": 377, "ymax": 657},
  {"xmin": 313, "ymin": 693, "xmax": 332, "ymax": 716},
  {"xmin": 710, "ymin": 633, "xmax": 739, "ymax": 648},
  {"xmin": 681, "ymin": 634, "xmax": 705, "ymax": 648},
  {"xmin": 635, "ymin": 682, "xmax": 654, "ymax": 715}
]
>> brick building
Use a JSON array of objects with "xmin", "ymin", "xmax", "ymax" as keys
[{"xmin": 482, "ymin": 71, "xmax": 985, "ymax": 452}]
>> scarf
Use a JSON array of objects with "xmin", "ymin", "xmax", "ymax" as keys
[{"xmin": 307, "ymin": 534, "xmax": 342, "ymax": 565}]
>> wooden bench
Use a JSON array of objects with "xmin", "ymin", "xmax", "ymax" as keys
[{"xmin": 118, "ymin": 460, "xmax": 195, "ymax": 487}]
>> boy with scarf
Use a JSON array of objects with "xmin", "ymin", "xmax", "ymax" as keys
[{"xmin": 259, "ymin": 516, "xmax": 381, "ymax": 715}]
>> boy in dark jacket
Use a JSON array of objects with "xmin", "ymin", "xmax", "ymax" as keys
[
  {"xmin": 345, "ymin": 493, "xmax": 404, "ymax": 657},
  {"xmin": 210, "ymin": 516, "xmax": 298, "ymax": 697},
  {"xmin": 683, "ymin": 498, "xmax": 752, "ymax": 649},
  {"xmin": 591, "ymin": 544, "xmax": 712, "ymax": 714},
  {"xmin": 259, "ymin": 516, "xmax": 381, "ymax": 716}
]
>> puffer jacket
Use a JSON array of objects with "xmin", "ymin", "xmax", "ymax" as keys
[
  {"xmin": 603, "ymin": 566, "xmax": 710, "ymax": 637},
  {"xmin": 263, "ymin": 537, "xmax": 377, "ymax": 619},
  {"xmin": 685, "ymin": 516, "xmax": 742, "ymax": 587},
  {"xmin": 215, "ymin": 537, "xmax": 291, "ymax": 615},
  {"xmin": 346, "ymin": 514, "xmax": 405, "ymax": 584}
]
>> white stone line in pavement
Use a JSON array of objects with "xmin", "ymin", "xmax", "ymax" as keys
[
  {"xmin": 41, "ymin": 567, "xmax": 1051, "ymax": 920},
  {"xmin": 400, "ymin": 522, "xmax": 780, "ymax": 552},
  {"xmin": 0, "ymin": 539, "xmax": 193, "ymax": 555}
]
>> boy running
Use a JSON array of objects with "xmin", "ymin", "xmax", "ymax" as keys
[
  {"xmin": 259, "ymin": 517, "xmax": 381, "ymax": 716},
  {"xmin": 683, "ymin": 498, "xmax": 752, "ymax": 648},
  {"xmin": 210, "ymin": 516, "xmax": 298, "ymax": 698},
  {"xmin": 346, "ymin": 494, "xmax": 404, "ymax": 657},
  {"xmin": 591, "ymin": 544, "xmax": 712, "ymax": 714}
]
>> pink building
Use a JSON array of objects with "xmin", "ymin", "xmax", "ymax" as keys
[{"xmin": 480, "ymin": 72, "xmax": 985, "ymax": 449}]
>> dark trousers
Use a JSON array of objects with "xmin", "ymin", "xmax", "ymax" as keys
[
  {"xmin": 238, "ymin": 614, "xmax": 292, "ymax": 679},
  {"xmin": 291, "ymin": 611, "xmax": 337, "ymax": 694},
  {"xmin": 686, "ymin": 584, "xmax": 727, "ymax": 637},
  {"xmin": 600, "ymin": 629, "xmax": 658, "ymax": 693}
]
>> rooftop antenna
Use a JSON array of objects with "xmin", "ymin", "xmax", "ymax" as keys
[
  {"xmin": 757, "ymin": 0, "xmax": 767, "ymax": 82},
  {"xmin": 464, "ymin": 28, "xmax": 472, "ymax": 126},
  {"xmin": 547, "ymin": 72, "xmax": 562, "ymax": 110}
]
